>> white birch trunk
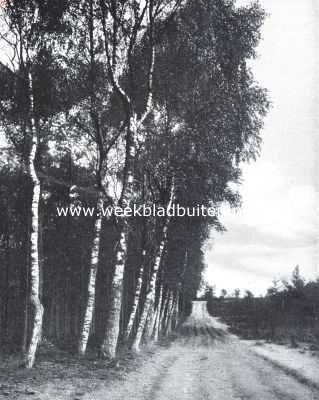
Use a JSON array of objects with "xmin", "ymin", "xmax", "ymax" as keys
[
  {"xmin": 164, "ymin": 292, "xmax": 175, "ymax": 336},
  {"xmin": 100, "ymin": 117, "xmax": 137, "ymax": 359},
  {"xmin": 131, "ymin": 244, "xmax": 164, "ymax": 351},
  {"xmin": 78, "ymin": 196, "xmax": 103, "ymax": 355},
  {"xmin": 24, "ymin": 72, "xmax": 44, "ymax": 369},
  {"xmin": 144, "ymin": 299, "xmax": 156, "ymax": 339},
  {"xmin": 142, "ymin": 303, "xmax": 155, "ymax": 341},
  {"xmin": 131, "ymin": 245, "xmax": 165, "ymax": 351},
  {"xmin": 171, "ymin": 292, "xmax": 179, "ymax": 331},
  {"xmin": 99, "ymin": 1, "xmax": 156, "ymax": 357},
  {"xmin": 124, "ymin": 250, "xmax": 145, "ymax": 339},
  {"xmin": 162, "ymin": 291, "xmax": 172, "ymax": 336},
  {"xmin": 131, "ymin": 186, "xmax": 174, "ymax": 352},
  {"xmin": 100, "ymin": 230, "xmax": 127, "ymax": 359},
  {"xmin": 158, "ymin": 291, "xmax": 170, "ymax": 338},
  {"xmin": 152, "ymin": 284, "xmax": 163, "ymax": 342}
]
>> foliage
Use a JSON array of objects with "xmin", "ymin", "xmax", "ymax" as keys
[
  {"xmin": 0, "ymin": 0, "xmax": 269, "ymax": 357},
  {"xmin": 208, "ymin": 267, "xmax": 319, "ymax": 345}
]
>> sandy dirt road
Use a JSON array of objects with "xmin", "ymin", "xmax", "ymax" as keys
[{"xmin": 83, "ymin": 301, "xmax": 319, "ymax": 400}]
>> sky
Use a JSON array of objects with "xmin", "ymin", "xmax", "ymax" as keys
[{"xmin": 204, "ymin": 0, "xmax": 319, "ymax": 296}]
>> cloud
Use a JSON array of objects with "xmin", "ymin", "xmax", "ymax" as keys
[
  {"xmin": 206, "ymin": 0, "xmax": 319, "ymax": 296},
  {"xmin": 222, "ymin": 161, "xmax": 318, "ymax": 241},
  {"xmin": 204, "ymin": 161, "xmax": 319, "ymax": 295},
  {"xmin": 205, "ymin": 243, "xmax": 317, "ymax": 296}
]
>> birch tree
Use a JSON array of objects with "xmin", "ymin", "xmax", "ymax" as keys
[
  {"xmin": 152, "ymin": 282, "xmax": 164, "ymax": 341},
  {"xmin": 124, "ymin": 215, "xmax": 149, "ymax": 340},
  {"xmin": 72, "ymin": 0, "xmax": 117, "ymax": 356},
  {"xmin": 131, "ymin": 180, "xmax": 174, "ymax": 351},
  {"xmin": 0, "ymin": 4, "xmax": 44, "ymax": 368},
  {"xmin": 0, "ymin": 0, "xmax": 70, "ymax": 367},
  {"xmin": 98, "ymin": 0, "xmax": 181, "ymax": 359}
]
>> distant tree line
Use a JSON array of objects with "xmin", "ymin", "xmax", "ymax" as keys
[
  {"xmin": 207, "ymin": 266, "xmax": 319, "ymax": 346},
  {"xmin": 0, "ymin": 0, "xmax": 268, "ymax": 367}
]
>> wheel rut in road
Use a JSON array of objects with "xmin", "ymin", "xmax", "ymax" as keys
[{"xmin": 83, "ymin": 301, "xmax": 319, "ymax": 400}]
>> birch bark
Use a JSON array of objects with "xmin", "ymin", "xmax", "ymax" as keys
[
  {"xmin": 99, "ymin": 0, "xmax": 158, "ymax": 358},
  {"xmin": 131, "ymin": 185, "xmax": 174, "ymax": 351},
  {"xmin": 152, "ymin": 284, "xmax": 164, "ymax": 342},
  {"xmin": 100, "ymin": 230, "xmax": 127, "ymax": 358},
  {"xmin": 164, "ymin": 292, "xmax": 175, "ymax": 336},
  {"xmin": 124, "ymin": 249, "xmax": 146, "ymax": 339},
  {"xmin": 78, "ymin": 195, "xmax": 103, "ymax": 355},
  {"xmin": 78, "ymin": 0, "xmax": 106, "ymax": 355},
  {"xmin": 24, "ymin": 72, "xmax": 44, "ymax": 369}
]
